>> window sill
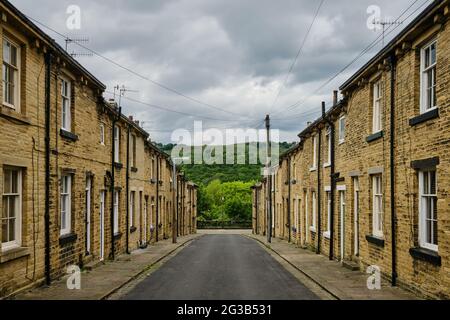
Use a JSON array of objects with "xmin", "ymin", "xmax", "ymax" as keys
[
  {"xmin": 309, "ymin": 226, "xmax": 316, "ymax": 233},
  {"xmin": 366, "ymin": 130, "xmax": 384, "ymax": 143},
  {"xmin": 131, "ymin": 167, "xmax": 138, "ymax": 173},
  {"xmin": 366, "ymin": 235, "xmax": 385, "ymax": 247},
  {"xmin": 130, "ymin": 226, "xmax": 137, "ymax": 233},
  {"xmin": 113, "ymin": 232, "xmax": 122, "ymax": 240},
  {"xmin": 323, "ymin": 163, "xmax": 331, "ymax": 168},
  {"xmin": 59, "ymin": 233, "xmax": 78, "ymax": 246},
  {"xmin": 309, "ymin": 167, "xmax": 317, "ymax": 172},
  {"xmin": 409, "ymin": 247, "xmax": 441, "ymax": 266},
  {"xmin": 338, "ymin": 140, "xmax": 345, "ymax": 145},
  {"xmin": 323, "ymin": 231, "xmax": 331, "ymax": 239},
  {"xmin": 114, "ymin": 162, "xmax": 123, "ymax": 170},
  {"xmin": 409, "ymin": 108, "xmax": 439, "ymax": 126},
  {"xmin": 0, "ymin": 247, "xmax": 30, "ymax": 264},
  {"xmin": 60, "ymin": 129, "xmax": 79, "ymax": 142},
  {"xmin": 0, "ymin": 106, "xmax": 31, "ymax": 125}
]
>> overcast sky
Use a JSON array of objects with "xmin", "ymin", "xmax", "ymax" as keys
[{"xmin": 11, "ymin": 0, "xmax": 432, "ymax": 144}]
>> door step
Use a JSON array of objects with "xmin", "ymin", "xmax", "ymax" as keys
[
  {"xmin": 84, "ymin": 260, "xmax": 104, "ymax": 271},
  {"xmin": 342, "ymin": 260, "xmax": 360, "ymax": 271}
]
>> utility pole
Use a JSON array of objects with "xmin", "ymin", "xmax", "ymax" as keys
[
  {"xmin": 172, "ymin": 160, "xmax": 177, "ymax": 244},
  {"xmin": 265, "ymin": 115, "xmax": 272, "ymax": 243}
]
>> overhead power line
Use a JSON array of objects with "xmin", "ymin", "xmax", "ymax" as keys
[
  {"xmin": 271, "ymin": 0, "xmax": 428, "ymax": 119},
  {"xmin": 268, "ymin": 0, "xmax": 326, "ymax": 114},
  {"xmin": 25, "ymin": 15, "xmax": 255, "ymax": 121}
]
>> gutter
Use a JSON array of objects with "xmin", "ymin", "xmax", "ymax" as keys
[
  {"xmin": 44, "ymin": 51, "xmax": 51, "ymax": 285},
  {"xmin": 389, "ymin": 54, "xmax": 398, "ymax": 286}
]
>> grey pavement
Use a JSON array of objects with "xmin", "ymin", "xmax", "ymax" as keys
[
  {"xmin": 13, "ymin": 234, "xmax": 201, "ymax": 300},
  {"xmin": 121, "ymin": 234, "xmax": 319, "ymax": 300},
  {"xmin": 248, "ymin": 234, "xmax": 419, "ymax": 300}
]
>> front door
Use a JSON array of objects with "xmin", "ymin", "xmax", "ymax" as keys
[
  {"xmin": 99, "ymin": 191, "xmax": 105, "ymax": 261},
  {"xmin": 339, "ymin": 191, "xmax": 346, "ymax": 261},
  {"xmin": 85, "ymin": 177, "xmax": 92, "ymax": 255},
  {"xmin": 353, "ymin": 178, "xmax": 360, "ymax": 257}
]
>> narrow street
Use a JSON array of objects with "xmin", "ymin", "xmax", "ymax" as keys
[{"xmin": 121, "ymin": 234, "xmax": 319, "ymax": 300}]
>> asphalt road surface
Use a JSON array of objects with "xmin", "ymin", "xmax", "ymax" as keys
[{"xmin": 121, "ymin": 234, "xmax": 319, "ymax": 300}]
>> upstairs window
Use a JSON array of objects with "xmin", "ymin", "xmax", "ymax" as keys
[
  {"xmin": 338, "ymin": 116, "xmax": 346, "ymax": 144},
  {"xmin": 373, "ymin": 80, "xmax": 382, "ymax": 133},
  {"xmin": 325, "ymin": 126, "xmax": 331, "ymax": 166},
  {"xmin": 131, "ymin": 135, "xmax": 137, "ymax": 168},
  {"xmin": 310, "ymin": 135, "xmax": 318, "ymax": 171},
  {"xmin": 420, "ymin": 40, "xmax": 437, "ymax": 113},
  {"xmin": 61, "ymin": 77, "xmax": 72, "ymax": 132},
  {"xmin": 114, "ymin": 125, "xmax": 120, "ymax": 163},
  {"xmin": 419, "ymin": 170, "xmax": 438, "ymax": 251},
  {"xmin": 2, "ymin": 38, "xmax": 20, "ymax": 110},
  {"xmin": 100, "ymin": 124, "xmax": 105, "ymax": 145}
]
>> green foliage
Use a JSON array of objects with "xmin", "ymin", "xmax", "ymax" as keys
[{"xmin": 159, "ymin": 142, "xmax": 295, "ymax": 221}]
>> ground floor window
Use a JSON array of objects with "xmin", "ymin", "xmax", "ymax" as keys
[
  {"xmin": 2, "ymin": 167, "xmax": 22, "ymax": 250},
  {"xmin": 419, "ymin": 170, "xmax": 438, "ymax": 251},
  {"xmin": 114, "ymin": 191, "xmax": 119, "ymax": 234}
]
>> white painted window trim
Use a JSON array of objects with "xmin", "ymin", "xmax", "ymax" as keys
[
  {"xmin": 2, "ymin": 37, "xmax": 21, "ymax": 112},
  {"xmin": 60, "ymin": 175, "xmax": 72, "ymax": 236},
  {"xmin": 60, "ymin": 76, "xmax": 72, "ymax": 132},
  {"xmin": 338, "ymin": 116, "xmax": 346, "ymax": 144},
  {"xmin": 372, "ymin": 175, "xmax": 383, "ymax": 238},
  {"xmin": 113, "ymin": 191, "xmax": 119, "ymax": 234},
  {"xmin": 372, "ymin": 80, "xmax": 382, "ymax": 133},
  {"xmin": 418, "ymin": 170, "xmax": 438, "ymax": 252},
  {"xmin": 1, "ymin": 168, "xmax": 22, "ymax": 251},
  {"xmin": 420, "ymin": 39, "xmax": 437, "ymax": 114},
  {"xmin": 310, "ymin": 135, "xmax": 318, "ymax": 171},
  {"xmin": 114, "ymin": 125, "xmax": 120, "ymax": 163},
  {"xmin": 100, "ymin": 123, "xmax": 105, "ymax": 145}
]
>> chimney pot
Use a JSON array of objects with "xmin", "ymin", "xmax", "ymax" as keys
[
  {"xmin": 129, "ymin": 116, "xmax": 133, "ymax": 121},
  {"xmin": 333, "ymin": 90, "xmax": 338, "ymax": 105}
]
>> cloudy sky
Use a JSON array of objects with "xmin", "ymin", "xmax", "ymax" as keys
[{"xmin": 12, "ymin": 0, "xmax": 432, "ymax": 144}]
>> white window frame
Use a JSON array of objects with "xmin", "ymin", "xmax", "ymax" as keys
[
  {"xmin": 310, "ymin": 191, "xmax": 317, "ymax": 232},
  {"xmin": 113, "ymin": 191, "xmax": 119, "ymax": 234},
  {"xmin": 324, "ymin": 127, "xmax": 331, "ymax": 167},
  {"xmin": 1, "ymin": 168, "xmax": 22, "ymax": 251},
  {"xmin": 114, "ymin": 125, "xmax": 120, "ymax": 163},
  {"xmin": 420, "ymin": 39, "xmax": 437, "ymax": 114},
  {"xmin": 130, "ymin": 191, "xmax": 135, "ymax": 227},
  {"xmin": 2, "ymin": 37, "xmax": 20, "ymax": 111},
  {"xmin": 310, "ymin": 135, "xmax": 318, "ymax": 171},
  {"xmin": 373, "ymin": 80, "xmax": 382, "ymax": 133},
  {"xmin": 61, "ymin": 76, "xmax": 72, "ymax": 132},
  {"xmin": 338, "ymin": 116, "xmax": 346, "ymax": 144},
  {"xmin": 60, "ymin": 175, "xmax": 72, "ymax": 236},
  {"xmin": 372, "ymin": 175, "xmax": 383, "ymax": 238},
  {"xmin": 100, "ymin": 123, "xmax": 105, "ymax": 145},
  {"xmin": 419, "ymin": 170, "xmax": 438, "ymax": 252},
  {"xmin": 324, "ymin": 188, "xmax": 331, "ymax": 239}
]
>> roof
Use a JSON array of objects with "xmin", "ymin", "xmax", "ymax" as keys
[
  {"xmin": 1, "ymin": 0, "xmax": 106, "ymax": 90},
  {"xmin": 340, "ymin": 0, "xmax": 445, "ymax": 91}
]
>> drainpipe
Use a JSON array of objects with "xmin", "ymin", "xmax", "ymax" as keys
[
  {"xmin": 389, "ymin": 54, "xmax": 397, "ymax": 286},
  {"xmin": 155, "ymin": 156, "xmax": 160, "ymax": 242},
  {"xmin": 287, "ymin": 157, "xmax": 292, "ymax": 243},
  {"xmin": 125, "ymin": 124, "xmax": 130, "ymax": 254},
  {"xmin": 44, "ymin": 51, "xmax": 52, "ymax": 285},
  {"xmin": 316, "ymin": 102, "xmax": 325, "ymax": 254},
  {"xmin": 255, "ymin": 188, "xmax": 258, "ymax": 235},
  {"xmin": 110, "ymin": 107, "xmax": 121, "ymax": 259},
  {"xmin": 329, "ymin": 92, "xmax": 337, "ymax": 260}
]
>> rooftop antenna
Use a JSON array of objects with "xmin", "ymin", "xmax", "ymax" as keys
[
  {"xmin": 65, "ymin": 37, "xmax": 93, "ymax": 58},
  {"xmin": 118, "ymin": 85, "xmax": 138, "ymax": 108},
  {"xmin": 372, "ymin": 18, "xmax": 403, "ymax": 47}
]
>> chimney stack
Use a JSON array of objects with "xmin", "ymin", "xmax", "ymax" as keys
[
  {"xmin": 333, "ymin": 90, "xmax": 338, "ymax": 106},
  {"xmin": 322, "ymin": 101, "xmax": 326, "ymax": 116},
  {"xmin": 129, "ymin": 115, "xmax": 134, "ymax": 121}
]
